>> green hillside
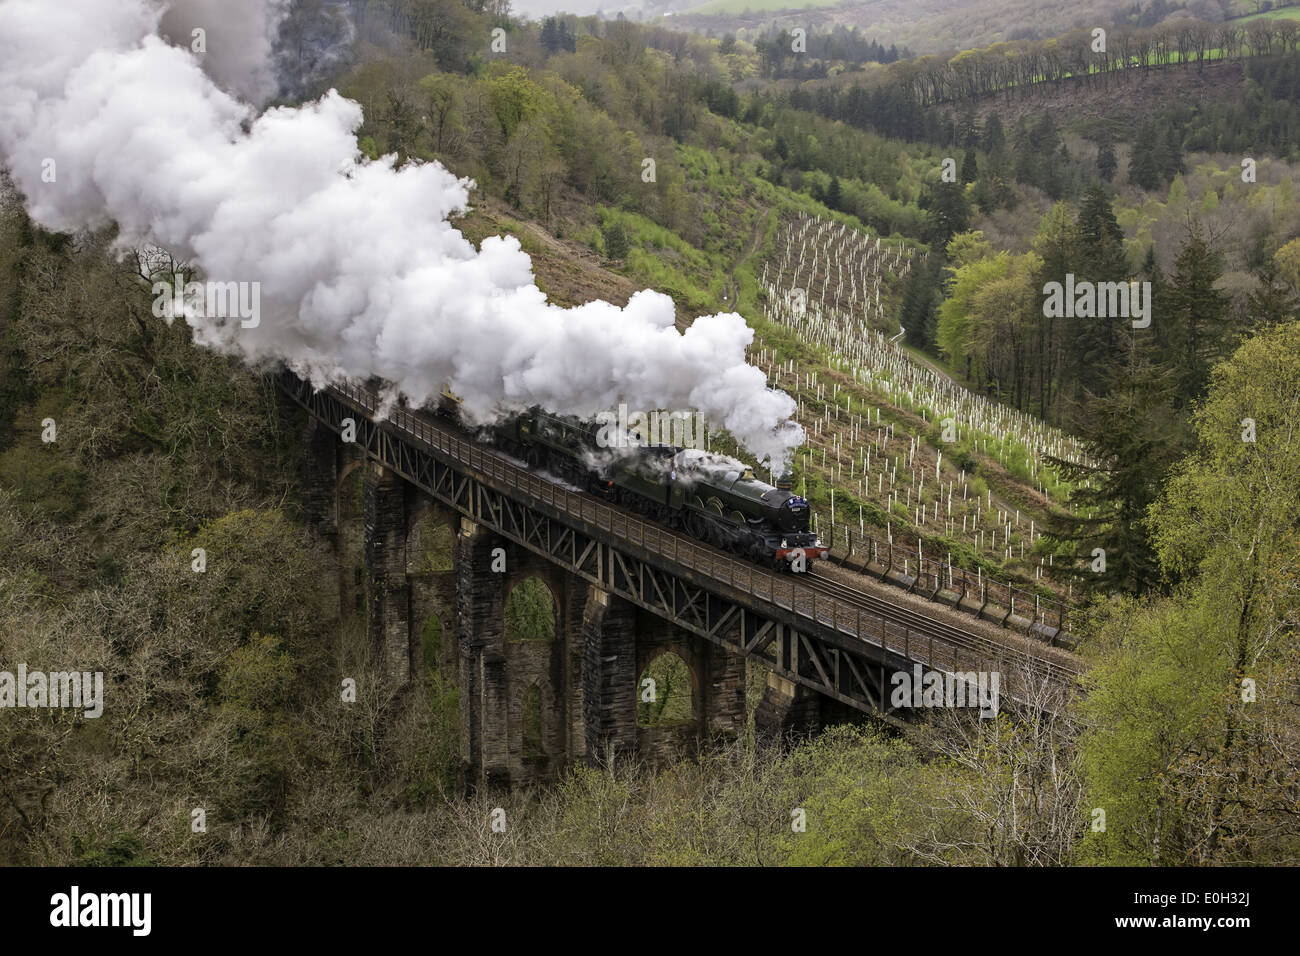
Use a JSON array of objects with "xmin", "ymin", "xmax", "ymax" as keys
[{"xmin": 4, "ymin": 0, "xmax": 1300, "ymax": 869}]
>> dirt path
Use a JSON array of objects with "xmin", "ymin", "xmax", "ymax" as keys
[{"xmin": 721, "ymin": 205, "xmax": 770, "ymax": 306}]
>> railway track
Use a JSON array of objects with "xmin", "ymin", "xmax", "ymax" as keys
[{"xmin": 801, "ymin": 568, "xmax": 1085, "ymax": 688}]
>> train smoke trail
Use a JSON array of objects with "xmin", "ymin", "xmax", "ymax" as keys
[
  {"xmin": 159, "ymin": 0, "xmax": 291, "ymax": 105},
  {"xmin": 0, "ymin": 0, "xmax": 804, "ymax": 466}
]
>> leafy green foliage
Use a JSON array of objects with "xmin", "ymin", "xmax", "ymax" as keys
[
  {"xmin": 505, "ymin": 576, "xmax": 556, "ymax": 643},
  {"xmin": 637, "ymin": 652, "xmax": 694, "ymax": 727},
  {"xmin": 7, "ymin": 0, "xmax": 1300, "ymax": 870},
  {"xmin": 600, "ymin": 217, "xmax": 629, "ymax": 260},
  {"xmin": 1080, "ymin": 321, "xmax": 1300, "ymax": 864}
]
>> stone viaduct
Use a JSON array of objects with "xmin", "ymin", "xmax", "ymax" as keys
[{"xmin": 302, "ymin": 414, "xmax": 820, "ymax": 792}]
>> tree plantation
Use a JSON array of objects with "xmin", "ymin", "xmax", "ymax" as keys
[{"xmin": 1, "ymin": 0, "xmax": 1298, "ymax": 872}]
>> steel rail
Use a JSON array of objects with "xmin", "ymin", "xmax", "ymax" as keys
[{"xmin": 802, "ymin": 571, "xmax": 1084, "ymax": 685}]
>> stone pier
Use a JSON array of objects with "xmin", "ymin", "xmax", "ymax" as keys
[
  {"xmin": 581, "ymin": 588, "xmax": 639, "ymax": 762},
  {"xmin": 364, "ymin": 465, "xmax": 413, "ymax": 684},
  {"xmin": 300, "ymin": 425, "xmax": 766, "ymax": 791},
  {"xmin": 754, "ymin": 673, "xmax": 822, "ymax": 740}
]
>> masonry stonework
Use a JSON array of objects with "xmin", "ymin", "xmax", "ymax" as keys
[
  {"xmin": 302, "ymin": 425, "xmax": 765, "ymax": 792},
  {"xmin": 631, "ymin": 610, "xmax": 747, "ymax": 762},
  {"xmin": 406, "ymin": 500, "xmax": 458, "ymax": 675},
  {"xmin": 303, "ymin": 419, "xmax": 338, "ymax": 541},
  {"xmin": 754, "ymin": 672, "xmax": 823, "ymax": 740},
  {"xmin": 581, "ymin": 588, "xmax": 639, "ymax": 762}
]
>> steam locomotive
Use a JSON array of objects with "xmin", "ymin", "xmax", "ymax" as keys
[{"xmin": 481, "ymin": 405, "xmax": 826, "ymax": 571}]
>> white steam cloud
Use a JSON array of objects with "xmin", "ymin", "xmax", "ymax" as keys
[
  {"xmin": 0, "ymin": 0, "xmax": 804, "ymax": 466},
  {"xmin": 159, "ymin": 0, "xmax": 290, "ymax": 104}
]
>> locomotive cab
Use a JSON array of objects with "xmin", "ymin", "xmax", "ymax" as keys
[{"xmin": 776, "ymin": 492, "xmax": 811, "ymax": 533}]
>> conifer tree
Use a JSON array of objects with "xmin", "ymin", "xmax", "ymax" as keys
[
  {"xmin": 960, "ymin": 148, "xmax": 978, "ymax": 184},
  {"xmin": 1159, "ymin": 122, "xmax": 1185, "ymax": 181},
  {"xmin": 920, "ymin": 180, "xmax": 970, "ymax": 248},
  {"xmin": 601, "ymin": 219, "xmax": 630, "ymax": 260},
  {"xmin": 1031, "ymin": 203, "xmax": 1080, "ymax": 420},
  {"xmin": 1247, "ymin": 262, "xmax": 1299, "ymax": 327},
  {"xmin": 1128, "ymin": 126, "xmax": 1161, "ymax": 190},
  {"xmin": 1046, "ymin": 327, "xmax": 1185, "ymax": 596},
  {"xmin": 899, "ymin": 253, "xmax": 942, "ymax": 351},
  {"xmin": 1069, "ymin": 184, "xmax": 1130, "ymax": 399},
  {"xmin": 1096, "ymin": 139, "xmax": 1117, "ymax": 182},
  {"xmin": 1166, "ymin": 227, "xmax": 1231, "ymax": 407},
  {"xmin": 826, "ymin": 175, "xmax": 842, "ymax": 211},
  {"xmin": 540, "ymin": 17, "xmax": 555, "ymax": 53},
  {"xmin": 981, "ymin": 113, "xmax": 1005, "ymax": 156},
  {"xmin": 1141, "ymin": 244, "xmax": 1173, "ymax": 361}
]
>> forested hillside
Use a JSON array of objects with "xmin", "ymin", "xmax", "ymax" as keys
[
  {"xmin": 1, "ymin": 0, "xmax": 1298, "ymax": 867},
  {"xmin": 673, "ymin": 0, "xmax": 1199, "ymax": 55}
]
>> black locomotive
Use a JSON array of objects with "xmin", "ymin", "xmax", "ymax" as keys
[{"xmin": 481, "ymin": 405, "xmax": 825, "ymax": 571}]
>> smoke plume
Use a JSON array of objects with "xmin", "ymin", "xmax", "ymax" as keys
[
  {"xmin": 159, "ymin": 0, "xmax": 290, "ymax": 104},
  {"xmin": 0, "ymin": 0, "xmax": 804, "ymax": 466}
]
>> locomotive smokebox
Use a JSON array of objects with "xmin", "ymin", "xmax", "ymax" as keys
[{"xmin": 775, "ymin": 472, "xmax": 793, "ymax": 490}]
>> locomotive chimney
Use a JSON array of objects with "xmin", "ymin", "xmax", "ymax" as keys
[{"xmin": 776, "ymin": 472, "xmax": 793, "ymax": 490}]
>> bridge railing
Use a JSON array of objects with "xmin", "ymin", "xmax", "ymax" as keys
[
  {"xmin": 322, "ymin": 380, "xmax": 1081, "ymax": 689},
  {"xmin": 822, "ymin": 526, "xmax": 1071, "ymax": 632}
]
